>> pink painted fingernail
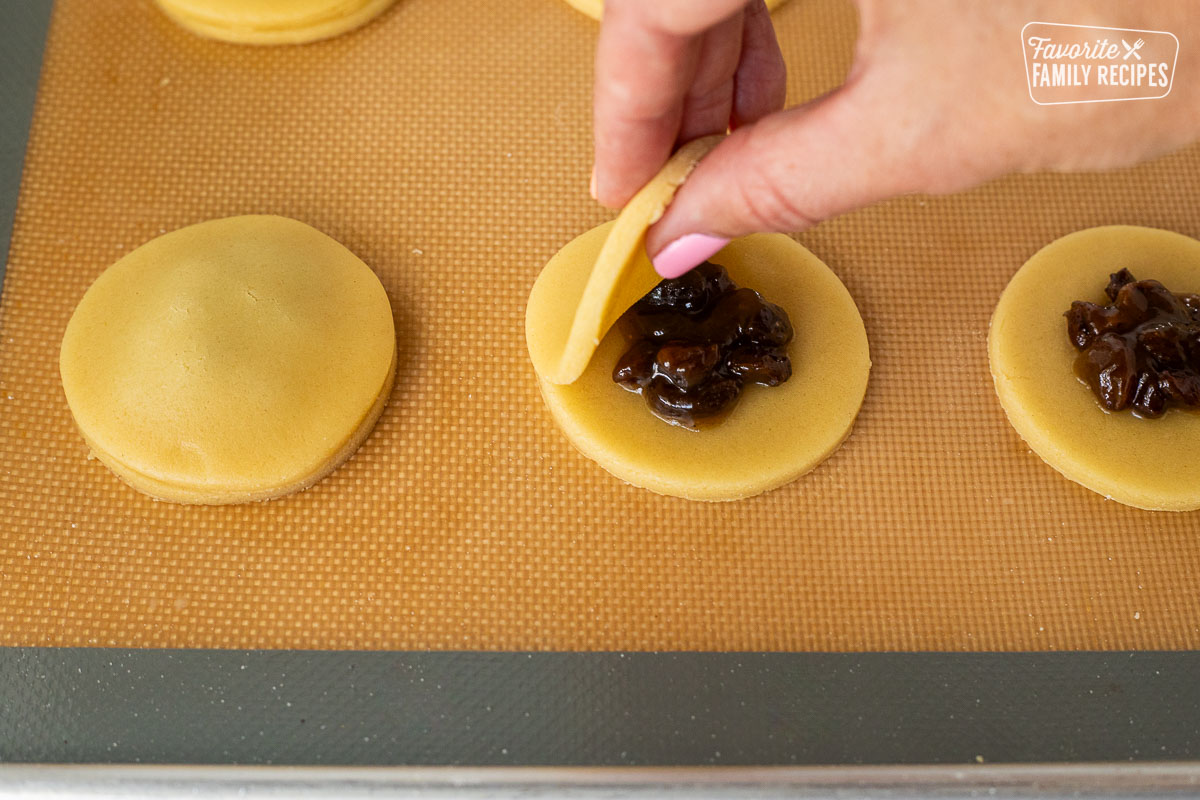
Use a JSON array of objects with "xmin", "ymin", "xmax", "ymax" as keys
[{"xmin": 651, "ymin": 234, "xmax": 730, "ymax": 279}]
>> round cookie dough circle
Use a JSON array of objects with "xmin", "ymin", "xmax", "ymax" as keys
[
  {"xmin": 60, "ymin": 215, "xmax": 397, "ymax": 504},
  {"xmin": 527, "ymin": 225, "xmax": 870, "ymax": 501},
  {"xmin": 562, "ymin": 0, "xmax": 789, "ymax": 21},
  {"xmin": 989, "ymin": 225, "xmax": 1200, "ymax": 512},
  {"xmin": 154, "ymin": 0, "xmax": 397, "ymax": 44}
]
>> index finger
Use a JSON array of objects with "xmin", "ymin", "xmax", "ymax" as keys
[{"xmin": 592, "ymin": 0, "xmax": 699, "ymax": 208}]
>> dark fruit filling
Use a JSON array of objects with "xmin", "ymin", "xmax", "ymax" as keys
[
  {"xmin": 612, "ymin": 262, "xmax": 793, "ymax": 429},
  {"xmin": 1064, "ymin": 268, "xmax": 1200, "ymax": 418}
]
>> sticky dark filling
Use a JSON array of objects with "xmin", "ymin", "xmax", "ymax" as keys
[
  {"xmin": 1064, "ymin": 268, "xmax": 1200, "ymax": 417},
  {"xmin": 612, "ymin": 262, "xmax": 793, "ymax": 429}
]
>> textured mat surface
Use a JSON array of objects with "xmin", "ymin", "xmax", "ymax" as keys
[{"xmin": 0, "ymin": 0, "xmax": 1198, "ymax": 651}]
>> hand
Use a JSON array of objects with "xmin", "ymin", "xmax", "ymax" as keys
[
  {"xmin": 592, "ymin": 0, "xmax": 1200, "ymax": 278},
  {"xmin": 591, "ymin": 0, "xmax": 787, "ymax": 207}
]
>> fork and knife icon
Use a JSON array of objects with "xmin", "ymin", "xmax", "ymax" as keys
[{"xmin": 1121, "ymin": 38, "xmax": 1145, "ymax": 60}]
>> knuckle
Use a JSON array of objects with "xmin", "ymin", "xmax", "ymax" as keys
[
  {"xmin": 597, "ymin": 77, "xmax": 678, "ymax": 123},
  {"xmin": 732, "ymin": 155, "xmax": 817, "ymax": 233}
]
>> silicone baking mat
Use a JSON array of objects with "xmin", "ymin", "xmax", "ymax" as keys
[{"xmin": 1, "ymin": 0, "xmax": 1198, "ymax": 653}]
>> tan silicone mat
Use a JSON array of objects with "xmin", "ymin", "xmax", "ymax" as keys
[{"xmin": 1, "ymin": 0, "xmax": 1198, "ymax": 651}]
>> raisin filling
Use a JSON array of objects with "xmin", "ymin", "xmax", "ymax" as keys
[
  {"xmin": 612, "ymin": 262, "xmax": 793, "ymax": 429},
  {"xmin": 1064, "ymin": 268, "xmax": 1200, "ymax": 418}
]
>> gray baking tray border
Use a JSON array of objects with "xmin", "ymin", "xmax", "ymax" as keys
[
  {"xmin": 3, "ymin": 649, "xmax": 1200, "ymax": 766},
  {"xmin": 4, "ymin": 0, "xmax": 1200, "ymax": 780},
  {"xmin": 0, "ymin": 0, "xmax": 52, "ymax": 274}
]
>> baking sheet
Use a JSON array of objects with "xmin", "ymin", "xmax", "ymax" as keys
[
  {"xmin": 5, "ymin": 649, "xmax": 1200, "ymax": 765},
  {"xmin": 1, "ymin": 0, "xmax": 1198, "ymax": 653}
]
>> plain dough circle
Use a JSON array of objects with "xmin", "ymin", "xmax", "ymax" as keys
[
  {"xmin": 562, "ymin": 0, "xmax": 790, "ymax": 21},
  {"xmin": 60, "ymin": 215, "xmax": 397, "ymax": 504},
  {"xmin": 154, "ymin": 0, "xmax": 398, "ymax": 44},
  {"xmin": 527, "ymin": 225, "xmax": 870, "ymax": 501},
  {"xmin": 989, "ymin": 225, "xmax": 1200, "ymax": 512}
]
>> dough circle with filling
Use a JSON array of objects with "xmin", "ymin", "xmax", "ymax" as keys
[
  {"xmin": 989, "ymin": 225, "xmax": 1200, "ymax": 512},
  {"xmin": 527, "ymin": 225, "xmax": 870, "ymax": 501},
  {"xmin": 60, "ymin": 215, "xmax": 396, "ymax": 504},
  {"xmin": 154, "ymin": 0, "xmax": 398, "ymax": 44},
  {"xmin": 562, "ymin": 0, "xmax": 789, "ymax": 21}
]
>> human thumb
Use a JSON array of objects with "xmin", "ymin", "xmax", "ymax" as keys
[{"xmin": 646, "ymin": 83, "xmax": 935, "ymax": 278}]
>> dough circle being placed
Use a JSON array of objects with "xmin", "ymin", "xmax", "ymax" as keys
[
  {"xmin": 60, "ymin": 215, "xmax": 396, "ymax": 504},
  {"xmin": 527, "ymin": 226, "xmax": 870, "ymax": 501},
  {"xmin": 562, "ymin": 0, "xmax": 789, "ymax": 21},
  {"xmin": 989, "ymin": 225, "xmax": 1200, "ymax": 512},
  {"xmin": 530, "ymin": 137, "xmax": 724, "ymax": 388},
  {"xmin": 154, "ymin": 0, "xmax": 398, "ymax": 45}
]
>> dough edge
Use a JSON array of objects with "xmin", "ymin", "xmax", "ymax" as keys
[
  {"xmin": 81, "ymin": 348, "xmax": 397, "ymax": 504},
  {"xmin": 154, "ymin": 0, "xmax": 397, "ymax": 44},
  {"xmin": 531, "ymin": 136, "xmax": 723, "ymax": 386}
]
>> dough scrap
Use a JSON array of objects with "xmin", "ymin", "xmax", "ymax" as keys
[
  {"xmin": 60, "ymin": 215, "xmax": 396, "ymax": 504},
  {"xmin": 527, "ymin": 224, "xmax": 869, "ymax": 501},
  {"xmin": 989, "ymin": 225, "xmax": 1200, "ymax": 512},
  {"xmin": 154, "ymin": 0, "xmax": 398, "ymax": 44},
  {"xmin": 529, "ymin": 136, "xmax": 722, "ymax": 386},
  {"xmin": 562, "ymin": 0, "xmax": 790, "ymax": 21}
]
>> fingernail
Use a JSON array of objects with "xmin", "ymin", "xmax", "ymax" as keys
[
  {"xmin": 589, "ymin": 166, "xmax": 598, "ymax": 200},
  {"xmin": 651, "ymin": 234, "xmax": 730, "ymax": 279}
]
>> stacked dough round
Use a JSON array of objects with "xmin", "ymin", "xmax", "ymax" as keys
[
  {"xmin": 60, "ymin": 216, "xmax": 396, "ymax": 504},
  {"xmin": 154, "ymin": 0, "xmax": 398, "ymax": 44}
]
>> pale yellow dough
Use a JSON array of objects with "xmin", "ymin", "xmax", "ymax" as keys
[
  {"xmin": 562, "ymin": 0, "xmax": 790, "ymax": 21},
  {"xmin": 989, "ymin": 225, "xmax": 1200, "ymax": 512},
  {"xmin": 154, "ymin": 0, "xmax": 398, "ymax": 44},
  {"xmin": 529, "ymin": 136, "xmax": 723, "ymax": 386},
  {"xmin": 526, "ymin": 224, "xmax": 870, "ymax": 501},
  {"xmin": 60, "ymin": 215, "xmax": 396, "ymax": 504}
]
